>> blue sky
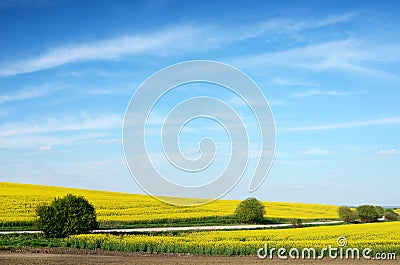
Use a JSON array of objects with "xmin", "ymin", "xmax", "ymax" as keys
[{"xmin": 0, "ymin": 0, "xmax": 399, "ymax": 205}]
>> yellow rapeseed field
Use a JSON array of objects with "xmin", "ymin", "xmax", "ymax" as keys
[
  {"xmin": 69, "ymin": 222, "xmax": 400, "ymax": 255},
  {"xmin": 0, "ymin": 182, "xmax": 338, "ymax": 224},
  {"xmin": 394, "ymin": 209, "xmax": 400, "ymax": 215}
]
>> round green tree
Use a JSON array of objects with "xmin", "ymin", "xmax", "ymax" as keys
[
  {"xmin": 234, "ymin": 197, "xmax": 265, "ymax": 223},
  {"xmin": 36, "ymin": 194, "xmax": 98, "ymax": 238},
  {"xmin": 356, "ymin": 205, "xmax": 379, "ymax": 223}
]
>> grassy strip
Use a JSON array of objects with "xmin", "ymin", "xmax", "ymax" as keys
[
  {"xmin": 0, "ymin": 234, "xmax": 63, "ymax": 248},
  {"xmin": 96, "ymin": 216, "xmax": 308, "ymax": 229},
  {"xmin": 1, "ymin": 216, "xmax": 339, "ymax": 231},
  {"xmin": 98, "ymin": 215, "xmax": 239, "ymax": 229},
  {"xmin": 0, "ymin": 221, "xmax": 36, "ymax": 231}
]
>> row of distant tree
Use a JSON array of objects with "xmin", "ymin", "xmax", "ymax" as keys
[{"xmin": 338, "ymin": 205, "xmax": 399, "ymax": 223}]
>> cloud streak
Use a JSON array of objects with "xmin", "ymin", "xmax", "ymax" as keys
[
  {"xmin": 232, "ymin": 40, "xmax": 400, "ymax": 78},
  {"xmin": 293, "ymin": 89, "xmax": 360, "ymax": 97},
  {"xmin": 0, "ymin": 133, "xmax": 108, "ymax": 149},
  {"xmin": 0, "ymin": 113, "xmax": 122, "ymax": 149},
  {"xmin": 95, "ymin": 138, "xmax": 120, "ymax": 144},
  {"xmin": 37, "ymin": 146, "xmax": 53, "ymax": 152},
  {"xmin": 0, "ymin": 12, "xmax": 363, "ymax": 77},
  {"xmin": 0, "ymin": 113, "xmax": 122, "ymax": 137},
  {"xmin": 283, "ymin": 117, "xmax": 400, "ymax": 132},
  {"xmin": 238, "ymin": 12, "xmax": 356, "ymax": 40},
  {"xmin": 377, "ymin": 149, "xmax": 400, "ymax": 155},
  {"xmin": 0, "ymin": 86, "xmax": 57, "ymax": 104},
  {"xmin": 0, "ymin": 26, "xmax": 203, "ymax": 76}
]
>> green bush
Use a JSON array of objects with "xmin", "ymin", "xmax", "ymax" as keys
[
  {"xmin": 384, "ymin": 209, "xmax": 399, "ymax": 221},
  {"xmin": 338, "ymin": 206, "xmax": 357, "ymax": 223},
  {"xmin": 374, "ymin": 206, "xmax": 384, "ymax": 217},
  {"xmin": 36, "ymin": 194, "xmax": 98, "ymax": 238},
  {"xmin": 291, "ymin": 218, "xmax": 303, "ymax": 228},
  {"xmin": 234, "ymin": 197, "xmax": 265, "ymax": 224},
  {"xmin": 356, "ymin": 205, "xmax": 379, "ymax": 223}
]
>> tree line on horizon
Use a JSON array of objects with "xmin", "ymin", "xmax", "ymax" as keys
[{"xmin": 338, "ymin": 205, "xmax": 399, "ymax": 223}]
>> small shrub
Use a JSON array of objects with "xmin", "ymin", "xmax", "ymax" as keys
[
  {"xmin": 234, "ymin": 197, "xmax": 265, "ymax": 224},
  {"xmin": 384, "ymin": 209, "xmax": 399, "ymax": 221},
  {"xmin": 291, "ymin": 218, "xmax": 303, "ymax": 228},
  {"xmin": 36, "ymin": 194, "xmax": 98, "ymax": 238}
]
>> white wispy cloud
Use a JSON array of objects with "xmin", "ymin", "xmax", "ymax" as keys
[
  {"xmin": 0, "ymin": 85, "xmax": 57, "ymax": 104},
  {"xmin": 0, "ymin": 26, "xmax": 203, "ymax": 76},
  {"xmin": 238, "ymin": 12, "xmax": 356, "ymax": 40},
  {"xmin": 270, "ymin": 77, "xmax": 318, "ymax": 87},
  {"xmin": 0, "ymin": 12, "xmax": 362, "ymax": 77},
  {"xmin": 37, "ymin": 146, "xmax": 53, "ymax": 152},
  {"xmin": 377, "ymin": 149, "xmax": 400, "ymax": 155},
  {"xmin": 316, "ymin": 12, "xmax": 356, "ymax": 27},
  {"xmin": 283, "ymin": 117, "xmax": 400, "ymax": 132},
  {"xmin": 232, "ymin": 40, "xmax": 400, "ymax": 78},
  {"xmin": 0, "ymin": 113, "xmax": 122, "ymax": 137},
  {"xmin": 0, "ymin": 113, "xmax": 122, "ymax": 150},
  {"xmin": 87, "ymin": 88, "xmax": 132, "ymax": 95},
  {"xmin": 0, "ymin": 132, "xmax": 107, "ymax": 149},
  {"xmin": 95, "ymin": 138, "xmax": 120, "ymax": 144},
  {"xmin": 293, "ymin": 89, "xmax": 360, "ymax": 97}
]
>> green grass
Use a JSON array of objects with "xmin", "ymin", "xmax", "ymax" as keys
[
  {"xmin": 1, "ymin": 216, "xmax": 340, "ymax": 231},
  {"xmin": 0, "ymin": 233, "xmax": 63, "ymax": 248},
  {"xmin": 0, "ymin": 216, "xmax": 242, "ymax": 231},
  {"xmin": 0, "ymin": 221, "xmax": 36, "ymax": 231}
]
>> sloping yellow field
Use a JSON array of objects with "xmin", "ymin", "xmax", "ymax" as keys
[
  {"xmin": 395, "ymin": 209, "xmax": 400, "ymax": 215},
  {"xmin": 0, "ymin": 182, "xmax": 339, "ymax": 223}
]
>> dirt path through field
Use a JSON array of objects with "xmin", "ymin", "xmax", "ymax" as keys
[{"xmin": 0, "ymin": 248, "xmax": 397, "ymax": 265}]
